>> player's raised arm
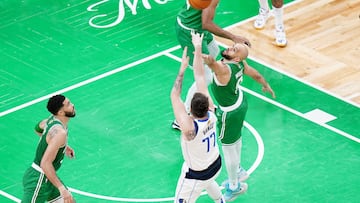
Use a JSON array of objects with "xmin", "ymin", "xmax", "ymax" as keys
[
  {"xmin": 170, "ymin": 47, "xmax": 196, "ymax": 140},
  {"xmin": 191, "ymin": 31, "xmax": 215, "ymax": 111}
]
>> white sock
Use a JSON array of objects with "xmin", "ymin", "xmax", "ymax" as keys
[
  {"xmin": 273, "ymin": 7, "xmax": 284, "ymax": 29},
  {"xmin": 258, "ymin": 0, "xmax": 269, "ymax": 11},
  {"xmin": 222, "ymin": 144, "xmax": 241, "ymax": 190}
]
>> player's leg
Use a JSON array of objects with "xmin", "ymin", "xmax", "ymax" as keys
[
  {"xmin": 235, "ymin": 138, "xmax": 249, "ymax": 182},
  {"xmin": 222, "ymin": 142, "xmax": 248, "ymax": 201},
  {"xmin": 206, "ymin": 169, "xmax": 225, "ymax": 203},
  {"xmin": 174, "ymin": 164, "xmax": 203, "ymax": 203},
  {"xmin": 207, "ymin": 38, "xmax": 220, "ymax": 59},
  {"xmin": 254, "ymin": 0, "xmax": 270, "ymax": 29},
  {"xmin": 44, "ymin": 177, "xmax": 74, "ymax": 203},
  {"xmin": 223, "ymin": 97, "xmax": 249, "ymax": 183},
  {"xmin": 47, "ymin": 182, "xmax": 68, "ymax": 203},
  {"xmin": 22, "ymin": 168, "xmax": 49, "ymax": 203},
  {"xmin": 48, "ymin": 195, "xmax": 75, "ymax": 203},
  {"xmin": 272, "ymin": 0, "xmax": 287, "ymax": 47},
  {"xmin": 48, "ymin": 196, "xmax": 63, "ymax": 203},
  {"xmin": 222, "ymin": 142, "xmax": 241, "ymax": 190},
  {"xmin": 217, "ymin": 99, "xmax": 249, "ymax": 201},
  {"xmin": 206, "ymin": 181, "xmax": 225, "ymax": 203}
]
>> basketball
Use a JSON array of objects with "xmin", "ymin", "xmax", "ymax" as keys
[{"xmin": 189, "ymin": 0, "xmax": 212, "ymax": 10}]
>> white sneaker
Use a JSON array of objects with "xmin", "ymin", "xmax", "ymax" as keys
[
  {"xmin": 275, "ymin": 25, "xmax": 287, "ymax": 47},
  {"xmin": 238, "ymin": 167, "xmax": 249, "ymax": 182},
  {"xmin": 223, "ymin": 182, "xmax": 248, "ymax": 202},
  {"xmin": 254, "ymin": 8, "xmax": 269, "ymax": 29}
]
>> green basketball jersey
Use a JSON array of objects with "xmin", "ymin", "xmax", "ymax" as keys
[
  {"xmin": 33, "ymin": 116, "xmax": 67, "ymax": 171},
  {"xmin": 175, "ymin": 1, "xmax": 215, "ymax": 65},
  {"xmin": 177, "ymin": 3, "xmax": 203, "ymax": 31},
  {"xmin": 211, "ymin": 61, "xmax": 245, "ymax": 107}
]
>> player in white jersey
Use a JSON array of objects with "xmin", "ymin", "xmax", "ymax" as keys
[{"xmin": 170, "ymin": 32, "xmax": 225, "ymax": 203}]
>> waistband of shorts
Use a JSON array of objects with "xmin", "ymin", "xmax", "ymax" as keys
[
  {"xmin": 177, "ymin": 17, "xmax": 195, "ymax": 31},
  {"xmin": 185, "ymin": 155, "xmax": 221, "ymax": 180},
  {"xmin": 32, "ymin": 162, "xmax": 44, "ymax": 173},
  {"xmin": 219, "ymin": 90, "xmax": 243, "ymax": 112}
]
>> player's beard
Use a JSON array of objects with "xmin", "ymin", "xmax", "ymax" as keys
[
  {"xmin": 221, "ymin": 50, "xmax": 232, "ymax": 60},
  {"xmin": 65, "ymin": 110, "xmax": 76, "ymax": 118}
]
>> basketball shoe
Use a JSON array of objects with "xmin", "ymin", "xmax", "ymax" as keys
[
  {"xmin": 254, "ymin": 8, "xmax": 270, "ymax": 29},
  {"xmin": 238, "ymin": 167, "xmax": 250, "ymax": 182},
  {"xmin": 222, "ymin": 167, "xmax": 249, "ymax": 186},
  {"xmin": 223, "ymin": 182, "xmax": 248, "ymax": 202},
  {"xmin": 275, "ymin": 25, "xmax": 287, "ymax": 47}
]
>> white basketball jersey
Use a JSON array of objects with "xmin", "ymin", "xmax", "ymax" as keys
[{"xmin": 181, "ymin": 111, "xmax": 220, "ymax": 171}]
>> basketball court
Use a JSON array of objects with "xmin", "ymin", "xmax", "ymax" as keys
[{"xmin": 0, "ymin": 0, "xmax": 359, "ymax": 202}]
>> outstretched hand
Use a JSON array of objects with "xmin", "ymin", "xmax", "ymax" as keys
[
  {"xmin": 262, "ymin": 84, "xmax": 276, "ymax": 98},
  {"xmin": 233, "ymin": 35, "xmax": 251, "ymax": 48},
  {"xmin": 191, "ymin": 31, "xmax": 204, "ymax": 47},
  {"xmin": 201, "ymin": 54, "xmax": 216, "ymax": 66},
  {"xmin": 59, "ymin": 186, "xmax": 75, "ymax": 203},
  {"xmin": 180, "ymin": 46, "xmax": 189, "ymax": 72},
  {"xmin": 65, "ymin": 146, "xmax": 75, "ymax": 159}
]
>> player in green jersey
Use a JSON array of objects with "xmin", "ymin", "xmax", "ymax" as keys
[
  {"xmin": 203, "ymin": 43, "xmax": 275, "ymax": 201},
  {"xmin": 173, "ymin": 0, "xmax": 251, "ymax": 129},
  {"xmin": 22, "ymin": 94, "xmax": 76, "ymax": 203}
]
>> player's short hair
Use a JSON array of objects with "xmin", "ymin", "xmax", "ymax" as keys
[
  {"xmin": 47, "ymin": 95, "xmax": 66, "ymax": 115},
  {"xmin": 191, "ymin": 92, "xmax": 209, "ymax": 118}
]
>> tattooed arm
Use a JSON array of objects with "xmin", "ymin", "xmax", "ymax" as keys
[
  {"xmin": 35, "ymin": 119, "xmax": 75, "ymax": 159},
  {"xmin": 170, "ymin": 47, "xmax": 196, "ymax": 141},
  {"xmin": 40, "ymin": 125, "xmax": 74, "ymax": 202}
]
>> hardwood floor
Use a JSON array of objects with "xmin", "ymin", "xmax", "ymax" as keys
[{"xmin": 216, "ymin": 0, "xmax": 360, "ymax": 107}]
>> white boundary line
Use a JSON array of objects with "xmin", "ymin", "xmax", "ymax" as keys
[
  {"xmin": 0, "ymin": 190, "xmax": 20, "ymax": 203},
  {"xmin": 69, "ymin": 121, "xmax": 264, "ymax": 201},
  {"xmin": 1, "ymin": 1, "xmax": 359, "ymax": 200},
  {"xmin": 246, "ymin": 54, "xmax": 360, "ymax": 109},
  {"xmin": 220, "ymin": 0, "xmax": 360, "ymax": 109},
  {"xmin": 244, "ymin": 121, "xmax": 265, "ymax": 175},
  {"xmin": 0, "ymin": 45, "xmax": 180, "ymax": 118},
  {"xmin": 0, "ymin": 49, "xmax": 266, "ymax": 203},
  {"xmin": 240, "ymin": 86, "xmax": 360, "ymax": 143},
  {"xmin": 69, "ymin": 187, "xmax": 174, "ymax": 202},
  {"xmin": 0, "ymin": 122, "xmax": 264, "ymax": 203},
  {"xmin": 69, "ymin": 120, "xmax": 266, "ymax": 202},
  {"xmin": 1, "ymin": 40, "xmax": 359, "ymax": 203},
  {"xmin": 164, "ymin": 52, "xmax": 359, "ymax": 143}
]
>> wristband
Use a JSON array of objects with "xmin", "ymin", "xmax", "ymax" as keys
[{"xmin": 34, "ymin": 121, "xmax": 44, "ymax": 134}]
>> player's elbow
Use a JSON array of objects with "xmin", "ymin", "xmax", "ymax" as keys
[
  {"xmin": 253, "ymin": 74, "xmax": 262, "ymax": 81},
  {"xmin": 201, "ymin": 21, "xmax": 212, "ymax": 31},
  {"xmin": 40, "ymin": 159, "xmax": 49, "ymax": 171},
  {"xmin": 170, "ymin": 90, "xmax": 179, "ymax": 101}
]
